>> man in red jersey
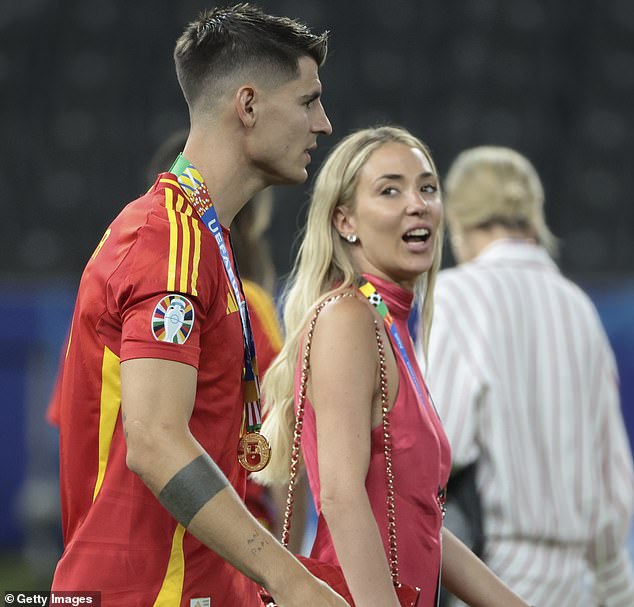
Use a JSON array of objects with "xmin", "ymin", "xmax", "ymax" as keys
[{"xmin": 50, "ymin": 5, "xmax": 340, "ymax": 606}]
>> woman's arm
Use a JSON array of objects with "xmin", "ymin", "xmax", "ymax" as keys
[
  {"xmin": 309, "ymin": 296, "xmax": 400, "ymax": 607},
  {"xmin": 441, "ymin": 527, "xmax": 531, "ymax": 607}
]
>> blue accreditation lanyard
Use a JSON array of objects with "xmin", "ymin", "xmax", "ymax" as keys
[
  {"xmin": 358, "ymin": 279, "xmax": 439, "ymax": 418},
  {"xmin": 359, "ymin": 279, "xmax": 447, "ymax": 527},
  {"xmin": 169, "ymin": 154, "xmax": 270, "ymax": 471}
]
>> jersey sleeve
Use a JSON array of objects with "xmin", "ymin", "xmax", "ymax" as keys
[{"xmin": 111, "ymin": 192, "xmax": 214, "ymax": 369}]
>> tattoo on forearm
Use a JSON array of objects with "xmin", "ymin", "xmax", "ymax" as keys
[
  {"xmin": 246, "ymin": 530, "xmax": 268, "ymax": 555},
  {"xmin": 158, "ymin": 453, "xmax": 229, "ymax": 527}
]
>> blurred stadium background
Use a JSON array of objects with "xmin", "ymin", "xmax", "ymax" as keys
[{"xmin": 1, "ymin": 0, "xmax": 633, "ymax": 589}]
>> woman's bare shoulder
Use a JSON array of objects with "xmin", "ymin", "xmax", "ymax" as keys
[{"xmin": 311, "ymin": 288, "xmax": 377, "ymax": 329}]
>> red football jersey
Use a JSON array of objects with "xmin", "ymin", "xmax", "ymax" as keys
[{"xmin": 51, "ymin": 175, "xmax": 261, "ymax": 606}]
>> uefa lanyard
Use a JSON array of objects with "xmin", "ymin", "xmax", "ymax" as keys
[
  {"xmin": 358, "ymin": 279, "xmax": 438, "ymax": 418},
  {"xmin": 360, "ymin": 279, "xmax": 447, "ymax": 530},
  {"xmin": 169, "ymin": 154, "xmax": 269, "ymax": 471}
]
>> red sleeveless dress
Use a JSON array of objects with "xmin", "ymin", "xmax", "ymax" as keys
[{"xmin": 296, "ymin": 275, "xmax": 452, "ymax": 606}]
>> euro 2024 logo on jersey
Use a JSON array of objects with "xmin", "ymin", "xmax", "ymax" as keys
[{"xmin": 152, "ymin": 295, "xmax": 194, "ymax": 344}]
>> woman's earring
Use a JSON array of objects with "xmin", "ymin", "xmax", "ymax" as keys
[{"xmin": 346, "ymin": 234, "xmax": 358, "ymax": 244}]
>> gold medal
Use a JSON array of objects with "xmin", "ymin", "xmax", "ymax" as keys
[{"xmin": 237, "ymin": 432, "xmax": 271, "ymax": 472}]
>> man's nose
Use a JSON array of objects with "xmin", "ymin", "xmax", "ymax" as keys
[{"xmin": 315, "ymin": 103, "xmax": 332, "ymax": 135}]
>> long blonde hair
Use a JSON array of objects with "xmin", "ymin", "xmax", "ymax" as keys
[{"xmin": 255, "ymin": 126, "xmax": 443, "ymax": 485}]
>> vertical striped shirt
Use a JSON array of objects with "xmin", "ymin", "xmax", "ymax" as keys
[{"xmin": 420, "ymin": 239, "xmax": 634, "ymax": 607}]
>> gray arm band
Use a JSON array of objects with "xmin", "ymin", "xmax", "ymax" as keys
[{"xmin": 158, "ymin": 453, "xmax": 229, "ymax": 527}]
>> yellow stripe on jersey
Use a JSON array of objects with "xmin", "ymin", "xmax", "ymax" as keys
[
  {"xmin": 182, "ymin": 201, "xmax": 193, "ymax": 217},
  {"xmin": 226, "ymin": 289, "xmax": 239, "ymax": 315},
  {"xmin": 190, "ymin": 216, "xmax": 201, "ymax": 296},
  {"xmin": 159, "ymin": 177, "xmax": 181, "ymax": 189},
  {"xmin": 243, "ymin": 280, "xmax": 283, "ymax": 351},
  {"xmin": 92, "ymin": 346, "xmax": 121, "ymax": 501},
  {"xmin": 65, "ymin": 319, "xmax": 74, "ymax": 359},
  {"xmin": 178, "ymin": 196, "xmax": 192, "ymax": 294},
  {"xmin": 151, "ymin": 524, "xmax": 186, "ymax": 607},
  {"xmin": 165, "ymin": 186, "xmax": 200, "ymax": 296},
  {"xmin": 166, "ymin": 189, "xmax": 179, "ymax": 292},
  {"xmin": 90, "ymin": 228, "xmax": 111, "ymax": 262}
]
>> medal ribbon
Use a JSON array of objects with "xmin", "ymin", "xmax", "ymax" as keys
[
  {"xmin": 169, "ymin": 154, "xmax": 262, "ymax": 433},
  {"xmin": 358, "ymin": 279, "xmax": 439, "ymax": 418}
]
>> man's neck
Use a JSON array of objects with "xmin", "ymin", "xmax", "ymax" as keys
[{"xmin": 180, "ymin": 137, "xmax": 263, "ymax": 228}]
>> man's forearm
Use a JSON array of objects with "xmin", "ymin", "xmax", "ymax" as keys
[
  {"xmin": 186, "ymin": 483, "xmax": 296, "ymax": 590},
  {"xmin": 143, "ymin": 445, "xmax": 302, "ymax": 594}
]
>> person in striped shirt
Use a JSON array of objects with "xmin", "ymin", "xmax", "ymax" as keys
[
  {"xmin": 49, "ymin": 5, "xmax": 343, "ymax": 607},
  {"xmin": 420, "ymin": 145, "xmax": 634, "ymax": 607}
]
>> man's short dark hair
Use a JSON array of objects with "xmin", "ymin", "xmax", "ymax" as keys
[{"xmin": 174, "ymin": 3, "xmax": 329, "ymax": 109}]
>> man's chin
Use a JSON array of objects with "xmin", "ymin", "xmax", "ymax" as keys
[
  {"xmin": 292, "ymin": 169, "xmax": 309, "ymax": 184},
  {"xmin": 268, "ymin": 168, "xmax": 309, "ymax": 186}
]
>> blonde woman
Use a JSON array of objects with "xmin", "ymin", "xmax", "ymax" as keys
[{"xmin": 256, "ymin": 127, "xmax": 531, "ymax": 607}]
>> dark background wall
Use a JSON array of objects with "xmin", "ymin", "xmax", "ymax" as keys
[
  {"xmin": 4, "ymin": 0, "xmax": 634, "ymax": 281},
  {"xmin": 1, "ymin": 0, "xmax": 633, "ymax": 589}
]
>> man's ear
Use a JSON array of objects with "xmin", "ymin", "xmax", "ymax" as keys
[
  {"xmin": 235, "ymin": 85, "xmax": 257, "ymax": 128},
  {"xmin": 333, "ymin": 206, "xmax": 356, "ymax": 238}
]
